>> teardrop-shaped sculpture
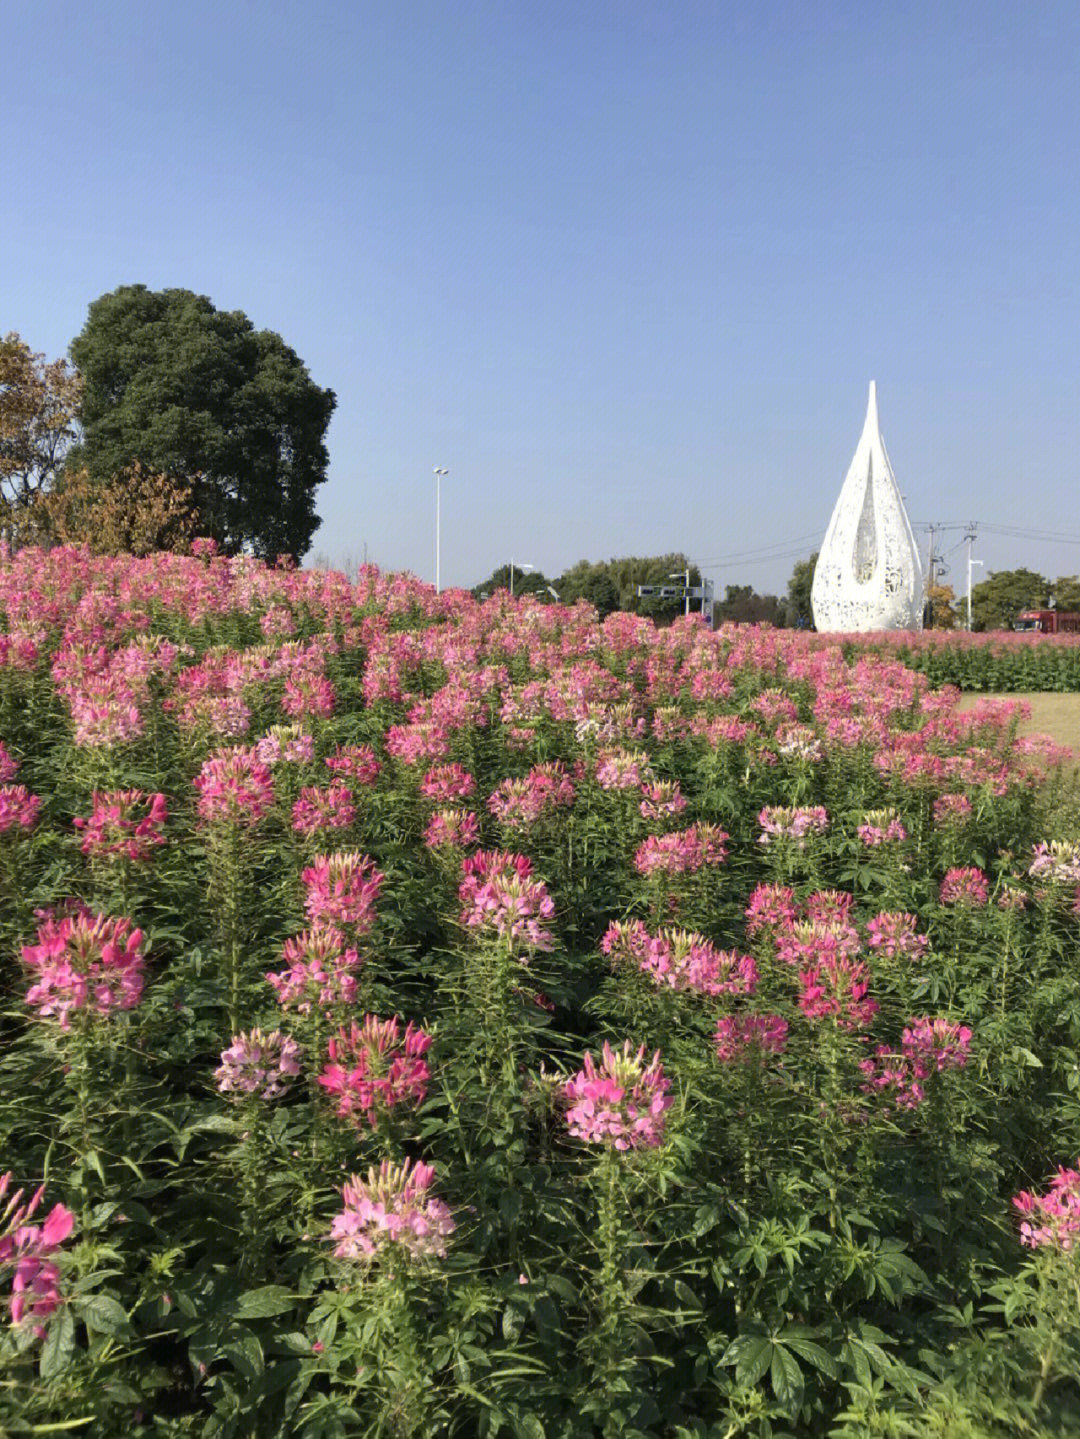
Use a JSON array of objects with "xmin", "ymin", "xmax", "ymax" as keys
[{"xmin": 811, "ymin": 382, "xmax": 924, "ymax": 632}]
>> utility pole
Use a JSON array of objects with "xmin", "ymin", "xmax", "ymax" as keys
[
  {"xmin": 923, "ymin": 524, "xmax": 937, "ymax": 628},
  {"xmin": 964, "ymin": 523, "xmax": 982, "ymax": 631}
]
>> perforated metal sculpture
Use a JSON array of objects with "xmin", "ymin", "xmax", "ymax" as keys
[{"xmin": 811, "ymin": 382, "xmax": 924, "ymax": 633}]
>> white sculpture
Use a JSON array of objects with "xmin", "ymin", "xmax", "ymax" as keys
[{"xmin": 811, "ymin": 382, "xmax": 924, "ymax": 633}]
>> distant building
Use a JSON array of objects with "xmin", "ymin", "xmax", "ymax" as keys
[{"xmin": 811, "ymin": 382, "xmax": 924, "ymax": 633}]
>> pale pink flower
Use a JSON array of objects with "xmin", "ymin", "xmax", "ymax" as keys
[
  {"xmin": 638, "ymin": 780, "xmax": 687, "ymax": 821},
  {"xmin": 282, "ymin": 672, "xmax": 336, "ymax": 720},
  {"xmin": 487, "ymin": 761, "xmax": 575, "ymax": 830},
  {"xmin": 266, "ymin": 925, "xmax": 361, "ymax": 1012},
  {"xmin": 564, "ymin": 1041, "xmax": 672, "ymax": 1150},
  {"xmin": 291, "ymin": 781, "xmax": 357, "ymax": 836},
  {"xmin": 330, "ymin": 1157, "xmax": 454, "ymax": 1262},
  {"xmin": 215, "ymin": 1029, "xmax": 301, "ymax": 1101},
  {"xmin": 640, "ymin": 928, "xmax": 757, "ymax": 999},
  {"xmin": 744, "ymin": 882, "xmax": 798, "ymax": 936},
  {"xmin": 856, "ymin": 809, "xmax": 908, "ymax": 846},
  {"xmin": 1029, "ymin": 841, "xmax": 1080, "ymax": 887},
  {"xmin": 423, "ymin": 807, "xmax": 480, "ymax": 851},
  {"xmin": 865, "ymin": 911, "xmax": 929, "ymax": 961},
  {"xmin": 758, "ymin": 805, "xmax": 828, "ymax": 848},
  {"xmin": 633, "ymin": 822, "xmax": 728, "ymax": 877},
  {"xmin": 933, "ymin": 793, "xmax": 972, "ymax": 828},
  {"xmin": 254, "ymin": 725, "xmax": 315, "ymax": 766},
  {"xmin": 595, "ymin": 749, "xmax": 654, "ymax": 791},
  {"xmin": 458, "ymin": 849, "xmax": 555, "ymax": 956}
]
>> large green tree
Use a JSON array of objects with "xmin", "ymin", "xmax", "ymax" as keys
[
  {"xmin": 969, "ymin": 568, "xmax": 1049, "ymax": 631},
  {"xmin": 69, "ymin": 286, "xmax": 336, "ymax": 560},
  {"xmin": 785, "ymin": 552, "xmax": 818, "ymax": 628}
]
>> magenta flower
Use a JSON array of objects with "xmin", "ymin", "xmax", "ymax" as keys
[
  {"xmin": 932, "ymin": 793, "xmax": 972, "ymax": 828},
  {"xmin": 858, "ymin": 1047, "xmax": 925, "ymax": 1112},
  {"xmin": 73, "ymin": 789, "xmax": 167, "ymax": 862},
  {"xmin": 302, "ymin": 851, "xmax": 384, "ymax": 934},
  {"xmin": 324, "ymin": 743, "xmax": 381, "ymax": 784},
  {"xmin": 901, "ymin": 1016, "xmax": 972, "ymax": 1075},
  {"xmin": 487, "ymin": 762, "xmax": 575, "ymax": 830},
  {"xmin": 0, "ymin": 784, "xmax": 42, "ymax": 832},
  {"xmin": 865, "ymin": 911, "xmax": 929, "ymax": 961},
  {"xmin": 595, "ymin": 749, "xmax": 654, "ymax": 791},
  {"xmin": 318, "ymin": 1015, "xmax": 432, "ymax": 1129},
  {"xmin": 939, "ymin": 866, "xmax": 989, "ymax": 906},
  {"xmin": 330, "ymin": 1157, "xmax": 455, "ymax": 1263},
  {"xmin": 0, "ymin": 1172, "xmax": 75, "ymax": 1337},
  {"xmin": 744, "ymin": 882, "xmax": 798, "ymax": 936},
  {"xmin": 856, "ymin": 809, "xmax": 908, "ymax": 846},
  {"xmin": 458, "ymin": 849, "xmax": 555, "ymax": 956},
  {"xmin": 266, "ymin": 924, "xmax": 361, "ymax": 1012},
  {"xmin": 420, "ymin": 763, "xmax": 476, "ymax": 802},
  {"xmin": 775, "ymin": 920, "xmax": 860, "ymax": 970},
  {"xmin": 797, "ymin": 955, "xmax": 877, "ymax": 1031},
  {"xmin": 193, "ymin": 747, "xmax": 275, "ymax": 826},
  {"xmin": 423, "ymin": 807, "xmax": 480, "ymax": 851},
  {"xmin": 600, "ymin": 919, "xmax": 653, "ymax": 969},
  {"xmin": 22, "ymin": 909, "xmax": 146, "ymax": 1029},
  {"xmin": 1014, "ymin": 1164, "xmax": 1080, "ymax": 1250},
  {"xmin": 638, "ymin": 781, "xmax": 687, "ymax": 821},
  {"xmin": 215, "ymin": 1029, "xmax": 301, "ymax": 1101},
  {"xmin": 0, "ymin": 741, "xmax": 19, "ymax": 781},
  {"xmin": 714, "ymin": 1013, "xmax": 789, "ymax": 1064},
  {"xmin": 564, "ymin": 1041, "xmax": 672, "ymax": 1151},
  {"xmin": 282, "ymin": 672, "xmax": 336, "ymax": 720},
  {"xmin": 291, "ymin": 780, "xmax": 357, "ymax": 836},
  {"xmin": 633, "ymin": 822, "xmax": 728, "ymax": 877}
]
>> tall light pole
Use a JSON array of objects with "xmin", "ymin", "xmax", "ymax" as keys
[
  {"xmin": 432, "ymin": 468, "xmax": 448, "ymax": 594},
  {"xmin": 669, "ymin": 568, "xmax": 691, "ymax": 618},
  {"xmin": 510, "ymin": 561, "xmax": 534, "ymax": 598},
  {"xmin": 965, "ymin": 524, "xmax": 982, "ymax": 631}
]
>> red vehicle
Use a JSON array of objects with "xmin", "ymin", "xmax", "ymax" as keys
[{"xmin": 1013, "ymin": 609, "xmax": 1080, "ymax": 634}]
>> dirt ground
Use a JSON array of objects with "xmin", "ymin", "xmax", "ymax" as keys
[{"xmin": 957, "ymin": 692, "xmax": 1080, "ymax": 769}]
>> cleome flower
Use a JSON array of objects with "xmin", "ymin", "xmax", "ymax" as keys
[
  {"xmin": 1028, "ymin": 840, "xmax": 1080, "ymax": 887},
  {"xmin": 73, "ymin": 789, "xmax": 167, "ymax": 862},
  {"xmin": 939, "ymin": 866, "xmax": 989, "ymax": 906},
  {"xmin": 317, "ymin": 1015, "xmax": 432, "ymax": 1129},
  {"xmin": 757, "ymin": 805, "xmax": 828, "ymax": 848},
  {"xmin": 458, "ymin": 849, "xmax": 555, "ymax": 956},
  {"xmin": 22, "ymin": 908, "xmax": 146, "ymax": 1029},
  {"xmin": 564, "ymin": 1040, "xmax": 672, "ymax": 1151},
  {"xmin": 330, "ymin": 1157, "xmax": 455, "ymax": 1262},
  {"xmin": 639, "ymin": 928, "xmax": 758, "ymax": 999},
  {"xmin": 0, "ymin": 1172, "xmax": 75, "ymax": 1338},
  {"xmin": 302, "ymin": 851, "xmax": 384, "ymax": 934},
  {"xmin": 266, "ymin": 924, "xmax": 361, "ymax": 1012},
  {"xmin": 215, "ymin": 1029, "xmax": 301, "ymax": 1101},
  {"xmin": 714, "ymin": 1013, "xmax": 789, "ymax": 1064},
  {"xmin": 1013, "ymin": 1164, "xmax": 1080, "ymax": 1251},
  {"xmin": 193, "ymin": 746, "xmax": 275, "ymax": 826}
]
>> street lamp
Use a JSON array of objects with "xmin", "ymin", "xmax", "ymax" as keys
[
  {"xmin": 669, "ymin": 568, "xmax": 691, "ymax": 618},
  {"xmin": 510, "ymin": 561, "xmax": 534, "ymax": 598},
  {"xmin": 432, "ymin": 468, "xmax": 449, "ymax": 594}
]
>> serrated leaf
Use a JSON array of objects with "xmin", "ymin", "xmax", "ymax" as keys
[
  {"xmin": 734, "ymin": 1336, "xmax": 773, "ymax": 1388},
  {"xmin": 77, "ymin": 1293, "xmax": 129, "ymax": 1335},
  {"xmin": 770, "ymin": 1345, "xmax": 804, "ymax": 1414},
  {"xmin": 40, "ymin": 1307, "xmax": 76, "ymax": 1379}
]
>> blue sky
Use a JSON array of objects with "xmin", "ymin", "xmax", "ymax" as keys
[{"xmin": 4, "ymin": 1, "xmax": 1079, "ymax": 596}]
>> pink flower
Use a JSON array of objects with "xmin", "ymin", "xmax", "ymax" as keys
[
  {"xmin": 69, "ymin": 690, "xmax": 144, "ymax": 748},
  {"xmin": 797, "ymin": 955, "xmax": 877, "ymax": 1031},
  {"xmin": 858, "ymin": 1047, "xmax": 925, "ymax": 1112},
  {"xmin": 600, "ymin": 919, "xmax": 652, "ymax": 969},
  {"xmin": 0, "ymin": 785, "xmax": 42, "ymax": 832},
  {"xmin": 1029, "ymin": 841, "xmax": 1080, "ymax": 886},
  {"xmin": 714, "ymin": 1013, "xmax": 789, "ymax": 1063},
  {"xmin": 865, "ymin": 911, "xmax": 929, "ymax": 961},
  {"xmin": 758, "ymin": 805, "xmax": 828, "ymax": 848},
  {"xmin": 487, "ymin": 762, "xmax": 575, "ymax": 830},
  {"xmin": 1013, "ymin": 1164, "xmax": 1080, "ymax": 1250},
  {"xmin": 419, "ymin": 763, "xmax": 475, "ymax": 801},
  {"xmin": 193, "ymin": 747, "xmax": 275, "ymax": 826},
  {"xmin": 302, "ymin": 851, "xmax": 384, "ymax": 934},
  {"xmin": 266, "ymin": 925, "xmax": 361, "ymax": 1012},
  {"xmin": 73, "ymin": 789, "xmax": 167, "ymax": 862},
  {"xmin": 638, "ymin": 781, "xmax": 687, "ymax": 821},
  {"xmin": 0, "ymin": 742, "xmax": 19, "ymax": 781},
  {"xmin": 633, "ymin": 822, "xmax": 728, "ymax": 877},
  {"xmin": 317, "ymin": 1015, "xmax": 432, "ymax": 1129},
  {"xmin": 282, "ymin": 672, "xmax": 336, "ymax": 720},
  {"xmin": 640, "ymin": 928, "xmax": 758, "ymax": 999},
  {"xmin": 22, "ymin": 909, "xmax": 146, "ymax": 1029},
  {"xmin": 0, "ymin": 1172, "xmax": 75, "ymax": 1337},
  {"xmin": 215, "ymin": 1029, "xmax": 301, "ymax": 1101},
  {"xmin": 901, "ymin": 1016, "xmax": 972, "ymax": 1075},
  {"xmin": 330, "ymin": 1157, "xmax": 454, "ymax": 1262},
  {"xmin": 939, "ymin": 866, "xmax": 989, "ymax": 906},
  {"xmin": 291, "ymin": 781, "xmax": 357, "ymax": 836},
  {"xmin": 595, "ymin": 749, "xmax": 654, "ymax": 790},
  {"xmin": 458, "ymin": 850, "xmax": 555, "ymax": 956},
  {"xmin": 856, "ymin": 809, "xmax": 908, "ymax": 846},
  {"xmin": 564, "ymin": 1041, "xmax": 672, "ymax": 1150},
  {"xmin": 423, "ymin": 807, "xmax": 480, "ymax": 851},
  {"xmin": 254, "ymin": 725, "xmax": 315, "ymax": 766},
  {"xmin": 744, "ymin": 883, "xmax": 798, "ymax": 936},
  {"xmin": 933, "ymin": 793, "xmax": 972, "ymax": 828},
  {"xmin": 324, "ymin": 743, "xmax": 381, "ymax": 784}
]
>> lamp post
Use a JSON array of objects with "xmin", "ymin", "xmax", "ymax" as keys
[
  {"xmin": 433, "ymin": 468, "xmax": 449, "ymax": 594},
  {"xmin": 669, "ymin": 568, "xmax": 691, "ymax": 618},
  {"xmin": 510, "ymin": 561, "xmax": 534, "ymax": 598}
]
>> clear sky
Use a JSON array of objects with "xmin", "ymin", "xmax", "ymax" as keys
[{"xmin": 4, "ymin": 1, "xmax": 1079, "ymax": 597}]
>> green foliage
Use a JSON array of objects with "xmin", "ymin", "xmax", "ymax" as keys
[
  {"xmin": 786, "ymin": 552, "xmax": 818, "ymax": 628},
  {"xmin": 970, "ymin": 568, "xmax": 1051, "ymax": 632},
  {"xmin": 69, "ymin": 285, "xmax": 336, "ymax": 561}
]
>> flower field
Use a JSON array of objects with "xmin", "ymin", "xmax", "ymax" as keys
[
  {"xmin": 3, "ymin": 543, "xmax": 1080, "ymax": 1437},
  {"xmin": 835, "ymin": 629, "xmax": 1080, "ymax": 692}
]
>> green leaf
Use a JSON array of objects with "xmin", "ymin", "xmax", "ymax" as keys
[
  {"xmin": 784, "ymin": 1337, "xmax": 838, "ymax": 1379},
  {"xmin": 40, "ymin": 1307, "xmax": 76, "ymax": 1379},
  {"xmin": 770, "ymin": 1345, "xmax": 804, "ymax": 1415},
  {"xmin": 513, "ymin": 1416, "xmax": 545, "ymax": 1439},
  {"xmin": 76, "ymin": 1293, "xmax": 129, "ymax": 1336},
  {"xmin": 234, "ymin": 1285, "xmax": 297, "ymax": 1319}
]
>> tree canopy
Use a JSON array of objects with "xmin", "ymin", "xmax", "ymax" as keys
[
  {"xmin": 69, "ymin": 286, "xmax": 336, "ymax": 560},
  {"xmin": 969, "ymin": 568, "xmax": 1050, "ymax": 631},
  {"xmin": 785, "ymin": 553, "xmax": 818, "ymax": 628},
  {"xmin": 0, "ymin": 333, "xmax": 81, "ymax": 510}
]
